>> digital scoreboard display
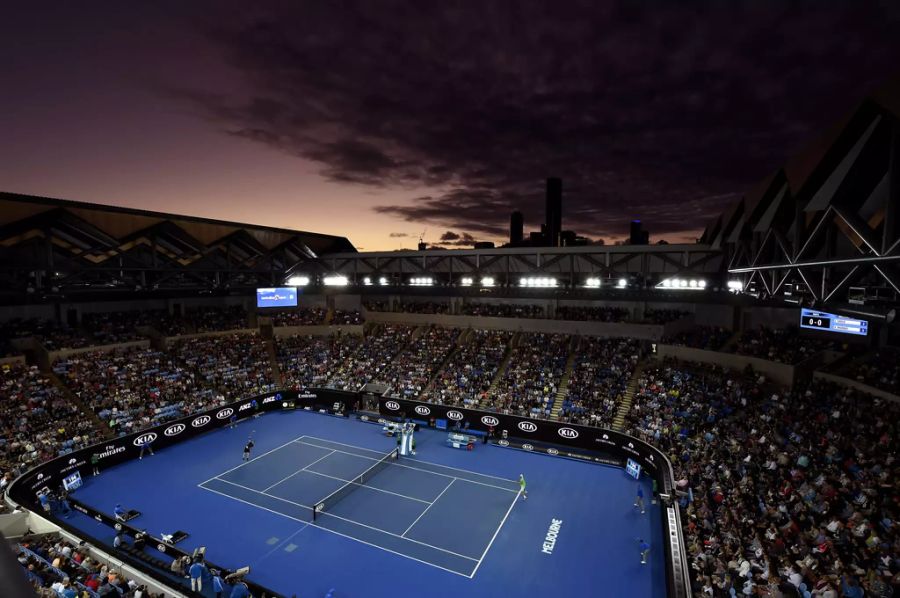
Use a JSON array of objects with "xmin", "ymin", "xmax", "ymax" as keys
[
  {"xmin": 63, "ymin": 471, "xmax": 83, "ymax": 491},
  {"xmin": 625, "ymin": 458, "xmax": 641, "ymax": 479},
  {"xmin": 800, "ymin": 308, "xmax": 868, "ymax": 336},
  {"xmin": 256, "ymin": 287, "xmax": 298, "ymax": 308}
]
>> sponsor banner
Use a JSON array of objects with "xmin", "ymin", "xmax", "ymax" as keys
[
  {"xmin": 376, "ymin": 396, "xmax": 671, "ymax": 494},
  {"xmin": 133, "ymin": 433, "xmax": 158, "ymax": 447},
  {"xmin": 9, "ymin": 387, "xmax": 360, "ymax": 512}
]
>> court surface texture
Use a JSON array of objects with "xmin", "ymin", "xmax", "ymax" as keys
[{"xmin": 64, "ymin": 409, "xmax": 667, "ymax": 597}]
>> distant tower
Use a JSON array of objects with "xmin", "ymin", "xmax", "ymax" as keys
[
  {"xmin": 630, "ymin": 220, "xmax": 649, "ymax": 245},
  {"xmin": 546, "ymin": 178, "xmax": 562, "ymax": 247},
  {"xmin": 510, "ymin": 211, "xmax": 524, "ymax": 245}
]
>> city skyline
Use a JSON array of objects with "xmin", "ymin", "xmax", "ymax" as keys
[{"xmin": 2, "ymin": 1, "xmax": 899, "ymax": 250}]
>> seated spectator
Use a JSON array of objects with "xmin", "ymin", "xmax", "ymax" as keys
[
  {"xmin": 423, "ymin": 329, "xmax": 512, "ymax": 407},
  {"xmin": 555, "ymin": 305, "xmax": 630, "ymax": 322},
  {"xmin": 460, "ymin": 303, "xmax": 545, "ymax": 319}
]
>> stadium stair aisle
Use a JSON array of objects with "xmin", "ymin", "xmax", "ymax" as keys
[
  {"xmin": 265, "ymin": 337, "xmax": 284, "ymax": 387},
  {"xmin": 325, "ymin": 307, "xmax": 334, "ymax": 324},
  {"xmin": 550, "ymin": 336, "xmax": 580, "ymax": 419},
  {"xmin": 421, "ymin": 328, "xmax": 473, "ymax": 397},
  {"xmin": 611, "ymin": 360, "xmax": 646, "ymax": 431},
  {"xmin": 487, "ymin": 331, "xmax": 520, "ymax": 394},
  {"xmin": 46, "ymin": 370, "xmax": 115, "ymax": 440}
]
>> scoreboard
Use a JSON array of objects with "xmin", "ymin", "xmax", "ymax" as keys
[{"xmin": 800, "ymin": 308, "xmax": 868, "ymax": 336}]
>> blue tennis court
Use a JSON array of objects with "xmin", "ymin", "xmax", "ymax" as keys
[
  {"xmin": 62, "ymin": 409, "xmax": 667, "ymax": 597},
  {"xmin": 199, "ymin": 435, "xmax": 521, "ymax": 577}
]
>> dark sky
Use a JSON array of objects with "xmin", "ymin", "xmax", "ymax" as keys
[{"xmin": 2, "ymin": 1, "xmax": 899, "ymax": 250}]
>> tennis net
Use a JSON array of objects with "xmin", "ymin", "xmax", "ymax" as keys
[{"xmin": 312, "ymin": 448, "xmax": 399, "ymax": 520}]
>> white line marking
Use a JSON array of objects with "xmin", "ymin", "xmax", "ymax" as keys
[
  {"xmin": 205, "ymin": 478, "xmax": 477, "ymax": 562},
  {"xmin": 298, "ymin": 468, "xmax": 432, "ymax": 504},
  {"xmin": 263, "ymin": 450, "xmax": 336, "ymax": 492},
  {"xmin": 402, "ymin": 479, "xmax": 454, "ymax": 537},
  {"xmin": 468, "ymin": 488, "xmax": 521, "ymax": 578},
  {"xmin": 252, "ymin": 523, "xmax": 310, "ymax": 566},
  {"xmin": 197, "ymin": 483, "xmax": 474, "ymax": 578},
  {"xmin": 201, "ymin": 434, "xmax": 305, "ymax": 485},
  {"xmin": 294, "ymin": 440, "xmax": 518, "ymax": 494}
]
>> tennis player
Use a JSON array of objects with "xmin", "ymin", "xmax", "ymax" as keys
[
  {"xmin": 639, "ymin": 538, "xmax": 650, "ymax": 564},
  {"xmin": 634, "ymin": 485, "xmax": 645, "ymax": 514},
  {"xmin": 519, "ymin": 474, "xmax": 528, "ymax": 500},
  {"xmin": 242, "ymin": 438, "xmax": 255, "ymax": 461}
]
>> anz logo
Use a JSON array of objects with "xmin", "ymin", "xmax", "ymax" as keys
[
  {"xmin": 385, "ymin": 401, "xmax": 401, "ymax": 411},
  {"xmin": 192, "ymin": 415, "xmax": 212, "ymax": 428},
  {"xmin": 517, "ymin": 421, "xmax": 537, "ymax": 433},
  {"xmin": 239, "ymin": 403, "xmax": 252, "ymax": 411},
  {"xmin": 216, "ymin": 408, "xmax": 234, "ymax": 419},
  {"xmin": 414, "ymin": 405, "xmax": 431, "ymax": 416},
  {"xmin": 133, "ymin": 433, "xmax": 158, "ymax": 447},
  {"xmin": 558, "ymin": 427, "xmax": 579, "ymax": 439},
  {"xmin": 164, "ymin": 424, "xmax": 186, "ymax": 437},
  {"xmin": 547, "ymin": 448, "xmax": 560, "ymax": 455},
  {"xmin": 446, "ymin": 410, "xmax": 464, "ymax": 421},
  {"xmin": 481, "ymin": 415, "xmax": 500, "ymax": 427},
  {"xmin": 262, "ymin": 396, "xmax": 277, "ymax": 404},
  {"xmin": 522, "ymin": 444, "xmax": 534, "ymax": 451}
]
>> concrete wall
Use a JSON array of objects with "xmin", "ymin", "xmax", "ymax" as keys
[
  {"xmin": 0, "ymin": 355, "xmax": 26, "ymax": 366},
  {"xmin": 813, "ymin": 371, "xmax": 900, "ymax": 403},
  {"xmin": 272, "ymin": 324, "xmax": 365, "ymax": 337},
  {"xmin": 364, "ymin": 310, "xmax": 664, "ymax": 339},
  {"xmin": 655, "ymin": 343, "xmax": 796, "ymax": 386},
  {"xmin": 49, "ymin": 339, "xmax": 152, "ymax": 361}
]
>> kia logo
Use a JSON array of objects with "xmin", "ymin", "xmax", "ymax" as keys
[
  {"xmin": 377, "ymin": 418, "xmax": 386, "ymax": 424},
  {"xmin": 216, "ymin": 408, "xmax": 234, "ymax": 419},
  {"xmin": 481, "ymin": 415, "xmax": 499, "ymax": 427},
  {"xmin": 498, "ymin": 439, "xmax": 509, "ymax": 447},
  {"xmin": 360, "ymin": 415, "xmax": 369, "ymax": 421},
  {"xmin": 192, "ymin": 415, "xmax": 211, "ymax": 427},
  {"xmin": 558, "ymin": 427, "xmax": 579, "ymax": 439},
  {"xmin": 385, "ymin": 401, "xmax": 400, "ymax": 411},
  {"xmin": 164, "ymin": 424, "xmax": 186, "ymax": 437},
  {"xmin": 547, "ymin": 448, "xmax": 559, "ymax": 455},
  {"xmin": 517, "ymin": 421, "xmax": 537, "ymax": 433},
  {"xmin": 522, "ymin": 443, "xmax": 533, "ymax": 451},
  {"xmin": 414, "ymin": 406, "xmax": 431, "ymax": 416},
  {"xmin": 446, "ymin": 410, "xmax": 464, "ymax": 421},
  {"xmin": 133, "ymin": 433, "xmax": 158, "ymax": 447}
]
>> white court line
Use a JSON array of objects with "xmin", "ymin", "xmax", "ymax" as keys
[
  {"xmin": 252, "ymin": 522, "xmax": 310, "ymax": 566},
  {"xmin": 263, "ymin": 450, "xmax": 336, "ymax": 492},
  {"xmin": 298, "ymin": 468, "xmax": 432, "ymax": 505},
  {"xmin": 196, "ymin": 483, "xmax": 472, "ymax": 578},
  {"xmin": 468, "ymin": 488, "xmax": 521, "ymax": 579},
  {"xmin": 204, "ymin": 477, "xmax": 478, "ymax": 562},
  {"xmin": 294, "ymin": 440, "xmax": 518, "ymax": 494},
  {"xmin": 402, "ymin": 479, "xmax": 454, "ymax": 537},
  {"xmin": 201, "ymin": 434, "xmax": 306, "ymax": 485},
  {"xmin": 300, "ymin": 435, "xmax": 519, "ymax": 485}
]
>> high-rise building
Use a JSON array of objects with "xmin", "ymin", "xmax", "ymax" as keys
[
  {"xmin": 510, "ymin": 211, "xmax": 524, "ymax": 245},
  {"xmin": 630, "ymin": 220, "xmax": 649, "ymax": 245},
  {"xmin": 546, "ymin": 177, "xmax": 562, "ymax": 247}
]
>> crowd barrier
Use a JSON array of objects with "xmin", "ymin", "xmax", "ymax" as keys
[
  {"xmin": 5, "ymin": 387, "xmax": 358, "ymax": 598},
  {"xmin": 377, "ymin": 396, "xmax": 692, "ymax": 598}
]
